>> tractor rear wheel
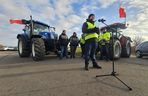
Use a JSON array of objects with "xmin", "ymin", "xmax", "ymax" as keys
[
  {"xmin": 109, "ymin": 39, "xmax": 122, "ymax": 60},
  {"xmin": 18, "ymin": 37, "xmax": 30, "ymax": 57},
  {"xmin": 121, "ymin": 40, "xmax": 131, "ymax": 57},
  {"xmin": 31, "ymin": 38, "xmax": 45, "ymax": 61}
]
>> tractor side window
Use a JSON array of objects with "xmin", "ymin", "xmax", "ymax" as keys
[{"xmin": 33, "ymin": 23, "xmax": 49, "ymax": 35}]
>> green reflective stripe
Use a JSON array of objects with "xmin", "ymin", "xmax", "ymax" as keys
[{"xmin": 85, "ymin": 33, "xmax": 98, "ymax": 40}]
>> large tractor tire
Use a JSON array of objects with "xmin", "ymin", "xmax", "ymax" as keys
[
  {"xmin": 31, "ymin": 38, "xmax": 45, "ymax": 61},
  {"xmin": 121, "ymin": 40, "xmax": 131, "ymax": 58},
  {"xmin": 18, "ymin": 37, "xmax": 30, "ymax": 57},
  {"xmin": 109, "ymin": 39, "xmax": 122, "ymax": 60}
]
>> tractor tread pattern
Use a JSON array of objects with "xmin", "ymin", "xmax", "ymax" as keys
[
  {"xmin": 32, "ymin": 38, "xmax": 45, "ymax": 61},
  {"xmin": 18, "ymin": 37, "xmax": 30, "ymax": 57}
]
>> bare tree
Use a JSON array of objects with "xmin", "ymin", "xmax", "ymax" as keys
[
  {"xmin": 0, "ymin": 44, "xmax": 4, "ymax": 50},
  {"xmin": 0, "ymin": 44, "xmax": 3, "ymax": 48},
  {"xmin": 132, "ymin": 36, "xmax": 145, "ymax": 47}
]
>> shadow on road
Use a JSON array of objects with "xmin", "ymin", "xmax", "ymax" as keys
[{"xmin": 95, "ymin": 77, "xmax": 130, "ymax": 92}]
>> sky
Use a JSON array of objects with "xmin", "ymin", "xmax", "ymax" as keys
[{"xmin": 0, "ymin": 0, "xmax": 148, "ymax": 46}]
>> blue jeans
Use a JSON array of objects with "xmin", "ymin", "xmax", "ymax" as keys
[
  {"xmin": 85, "ymin": 39, "xmax": 98, "ymax": 63},
  {"xmin": 60, "ymin": 46, "xmax": 68, "ymax": 59}
]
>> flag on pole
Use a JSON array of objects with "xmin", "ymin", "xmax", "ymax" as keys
[
  {"xmin": 9, "ymin": 19, "xmax": 23, "ymax": 24},
  {"xmin": 119, "ymin": 7, "xmax": 126, "ymax": 18}
]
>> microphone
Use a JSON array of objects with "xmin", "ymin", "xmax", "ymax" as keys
[{"xmin": 98, "ymin": 19, "xmax": 106, "ymax": 23}]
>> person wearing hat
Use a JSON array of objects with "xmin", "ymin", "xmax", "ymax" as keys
[
  {"xmin": 69, "ymin": 32, "xmax": 79, "ymax": 58},
  {"xmin": 82, "ymin": 14, "xmax": 102, "ymax": 71}
]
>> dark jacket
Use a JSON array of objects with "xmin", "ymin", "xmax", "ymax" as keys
[
  {"xmin": 59, "ymin": 33, "xmax": 69, "ymax": 46},
  {"xmin": 69, "ymin": 36, "xmax": 79, "ymax": 46},
  {"xmin": 82, "ymin": 19, "xmax": 100, "ymax": 34}
]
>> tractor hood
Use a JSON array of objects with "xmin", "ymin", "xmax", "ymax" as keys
[
  {"xmin": 39, "ymin": 32, "xmax": 58, "ymax": 40},
  {"xmin": 101, "ymin": 23, "xmax": 127, "ymax": 31}
]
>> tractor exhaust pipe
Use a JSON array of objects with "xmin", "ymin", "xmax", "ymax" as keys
[{"xmin": 30, "ymin": 15, "xmax": 33, "ymax": 37}]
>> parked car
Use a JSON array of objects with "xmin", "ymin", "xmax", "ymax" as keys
[
  {"xmin": 3, "ymin": 46, "xmax": 17, "ymax": 51},
  {"xmin": 135, "ymin": 41, "xmax": 148, "ymax": 58}
]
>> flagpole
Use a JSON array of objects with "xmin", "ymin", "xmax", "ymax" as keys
[{"xmin": 125, "ymin": 14, "xmax": 126, "ymax": 25}]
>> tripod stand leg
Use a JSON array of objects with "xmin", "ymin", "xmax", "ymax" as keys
[
  {"xmin": 96, "ymin": 74, "xmax": 111, "ymax": 77},
  {"xmin": 114, "ymin": 75, "xmax": 132, "ymax": 91},
  {"xmin": 96, "ymin": 71, "xmax": 119, "ymax": 77}
]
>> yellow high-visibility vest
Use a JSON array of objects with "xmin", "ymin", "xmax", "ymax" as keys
[
  {"xmin": 98, "ymin": 32, "xmax": 110, "ymax": 43},
  {"xmin": 80, "ymin": 37, "xmax": 85, "ymax": 44},
  {"xmin": 85, "ymin": 22, "xmax": 98, "ymax": 40}
]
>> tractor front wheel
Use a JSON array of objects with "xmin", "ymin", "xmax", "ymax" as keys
[
  {"xmin": 109, "ymin": 39, "xmax": 122, "ymax": 60},
  {"xmin": 31, "ymin": 38, "xmax": 45, "ymax": 61},
  {"xmin": 121, "ymin": 40, "xmax": 131, "ymax": 57},
  {"xmin": 18, "ymin": 37, "xmax": 30, "ymax": 57}
]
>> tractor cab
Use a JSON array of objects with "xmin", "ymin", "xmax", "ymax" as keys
[
  {"xmin": 21, "ymin": 20, "xmax": 57, "ymax": 40},
  {"xmin": 100, "ymin": 23, "xmax": 127, "ymax": 40}
]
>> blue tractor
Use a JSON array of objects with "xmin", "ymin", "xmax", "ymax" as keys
[{"xmin": 13, "ymin": 16, "xmax": 59, "ymax": 61}]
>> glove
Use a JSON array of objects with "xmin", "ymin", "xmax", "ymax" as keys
[
  {"xmin": 102, "ymin": 39, "xmax": 106, "ymax": 42},
  {"xmin": 94, "ymin": 27, "xmax": 99, "ymax": 31},
  {"xmin": 94, "ymin": 27, "xmax": 100, "ymax": 34}
]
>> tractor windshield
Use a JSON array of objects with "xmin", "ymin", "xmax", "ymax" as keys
[{"xmin": 33, "ymin": 23, "xmax": 49, "ymax": 34}]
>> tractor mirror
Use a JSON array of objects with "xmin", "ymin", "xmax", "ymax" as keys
[{"xmin": 23, "ymin": 29, "xmax": 26, "ymax": 31}]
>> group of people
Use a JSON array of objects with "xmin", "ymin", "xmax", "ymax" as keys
[
  {"xmin": 58, "ymin": 30, "xmax": 79, "ymax": 59},
  {"xmin": 58, "ymin": 14, "xmax": 111, "ymax": 71}
]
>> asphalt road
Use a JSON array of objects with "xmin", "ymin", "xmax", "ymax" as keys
[{"xmin": 0, "ymin": 51, "xmax": 148, "ymax": 96}]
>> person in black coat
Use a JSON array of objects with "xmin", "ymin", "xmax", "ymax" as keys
[
  {"xmin": 69, "ymin": 32, "xmax": 79, "ymax": 58},
  {"xmin": 59, "ymin": 30, "xmax": 69, "ymax": 59}
]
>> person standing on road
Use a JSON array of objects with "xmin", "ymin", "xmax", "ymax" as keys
[
  {"xmin": 99, "ymin": 28, "xmax": 111, "ymax": 61},
  {"xmin": 69, "ymin": 32, "xmax": 79, "ymax": 58},
  {"xmin": 59, "ymin": 30, "xmax": 69, "ymax": 59},
  {"xmin": 82, "ymin": 14, "xmax": 102, "ymax": 71}
]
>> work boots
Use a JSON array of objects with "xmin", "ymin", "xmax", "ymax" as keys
[
  {"xmin": 93, "ymin": 62, "xmax": 102, "ymax": 69},
  {"xmin": 85, "ymin": 61, "xmax": 89, "ymax": 71},
  {"xmin": 85, "ymin": 61, "xmax": 102, "ymax": 71}
]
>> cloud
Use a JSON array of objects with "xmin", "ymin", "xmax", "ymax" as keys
[
  {"xmin": 121, "ymin": 0, "xmax": 148, "ymax": 41},
  {"xmin": 97, "ymin": 0, "xmax": 116, "ymax": 8},
  {"xmin": 0, "ymin": 0, "xmax": 148, "ymax": 46}
]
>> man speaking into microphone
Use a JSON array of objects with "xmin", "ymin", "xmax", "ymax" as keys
[{"xmin": 82, "ymin": 14, "xmax": 102, "ymax": 71}]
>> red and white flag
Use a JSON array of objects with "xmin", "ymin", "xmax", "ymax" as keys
[{"xmin": 119, "ymin": 7, "xmax": 126, "ymax": 18}]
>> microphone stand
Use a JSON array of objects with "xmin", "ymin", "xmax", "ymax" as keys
[{"xmin": 96, "ymin": 19, "xmax": 132, "ymax": 91}]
